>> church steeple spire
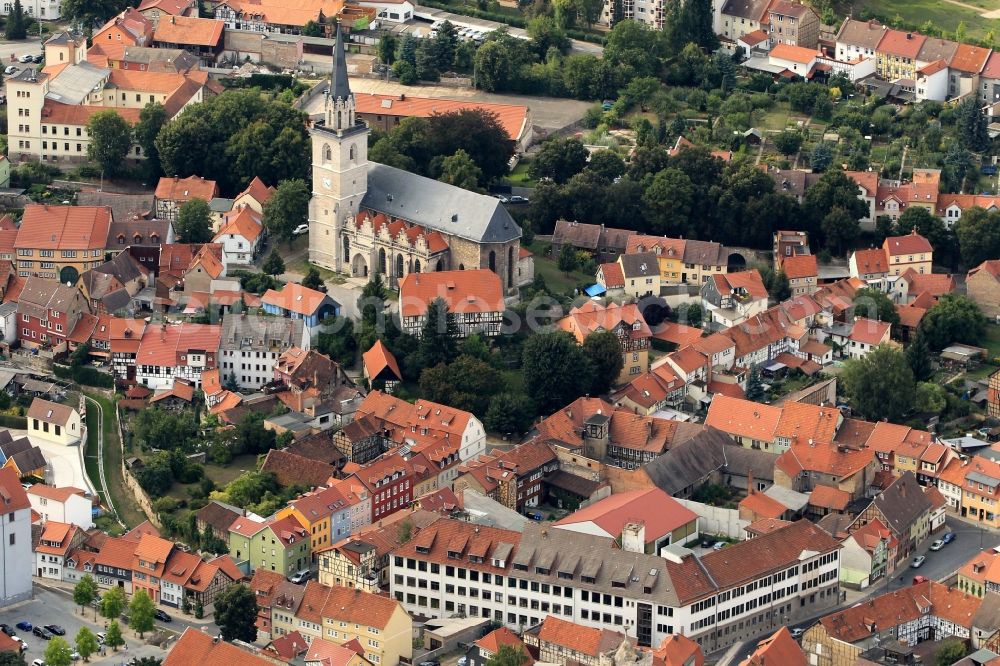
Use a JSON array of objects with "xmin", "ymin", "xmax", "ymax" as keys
[{"xmin": 330, "ymin": 21, "xmax": 351, "ymax": 102}]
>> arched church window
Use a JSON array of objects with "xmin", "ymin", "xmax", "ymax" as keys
[
  {"xmin": 489, "ymin": 250, "xmax": 496, "ymax": 273},
  {"xmin": 343, "ymin": 236, "xmax": 350, "ymax": 263},
  {"xmin": 349, "ymin": 144, "xmax": 356, "ymax": 161},
  {"xmin": 323, "ymin": 144, "xmax": 331, "ymax": 162}
]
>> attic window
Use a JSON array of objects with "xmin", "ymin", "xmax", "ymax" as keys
[{"xmin": 416, "ymin": 544, "xmax": 430, "ymax": 555}]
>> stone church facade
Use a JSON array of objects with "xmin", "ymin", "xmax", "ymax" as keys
[{"xmin": 308, "ymin": 29, "xmax": 522, "ymax": 293}]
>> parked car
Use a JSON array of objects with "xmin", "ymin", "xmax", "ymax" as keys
[
  {"xmin": 524, "ymin": 511, "xmax": 542, "ymax": 521},
  {"xmin": 30, "ymin": 55, "xmax": 42, "ymax": 63},
  {"xmin": 290, "ymin": 570, "xmax": 311, "ymax": 584},
  {"xmin": 15, "ymin": 622, "xmax": 31, "ymax": 632},
  {"xmin": 942, "ymin": 532, "xmax": 956, "ymax": 544},
  {"xmin": 790, "ymin": 628, "xmax": 804, "ymax": 639},
  {"xmin": 929, "ymin": 540, "xmax": 945, "ymax": 551},
  {"xmin": 43, "ymin": 625, "xmax": 65, "ymax": 636},
  {"xmin": 509, "ymin": 195, "xmax": 529, "ymax": 204},
  {"xmin": 912, "ymin": 575, "xmax": 929, "ymax": 585},
  {"xmin": 3, "ymin": 66, "xmax": 16, "ymax": 75},
  {"xmin": 699, "ymin": 538, "xmax": 715, "ymax": 548},
  {"xmin": 154, "ymin": 609, "xmax": 171, "ymax": 622},
  {"xmin": 494, "ymin": 194, "xmax": 509, "ymax": 203},
  {"xmin": 96, "ymin": 632, "xmax": 106, "ymax": 644},
  {"xmin": 419, "ymin": 661, "xmax": 440, "ymax": 666},
  {"xmin": 293, "ymin": 223, "xmax": 309, "ymax": 235},
  {"xmin": 31, "ymin": 660, "xmax": 44, "ymax": 666},
  {"xmin": 911, "ymin": 555, "xmax": 926, "ymax": 568},
  {"xmin": 0, "ymin": 623, "xmax": 13, "ymax": 636},
  {"xmin": 18, "ymin": 54, "xmax": 32, "ymax": 63},
  {"xmin": 713, "ymin": 541, "xmax": 727, "ymax": 551},
  {"xmin": 32, "ymin": 627, "xmax": 52, "ymax": 640},
  {"xmin": 12, "ymin": 636, "xmax": 26, "ymax": 652}
]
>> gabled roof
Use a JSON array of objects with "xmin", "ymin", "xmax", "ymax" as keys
[
  {"xmin": 0, "ymin": 467, "xmax": 31, "ymax": 512},
  {"xmin": 214, "ymin": 206, "xmax": 263, "ymax": 244},
  {"xmin": 262, "ymin": 283, "xmax": 336, "ymax": 317},
  {"xmin": 536, "ymin": 615, "xmax": 626, "ymax": 657},
  {"xmin": 870, "ymin": 471, "xmax": 933, "ymax": 537},
  {"xmin": 261, "ymin": 449, "xmax": 336, "ymax": 489},
  {"xmin": 27, "ymin": 398, "xmax": 76, "ymax": 426},
  {"xmin": 705, "ymin": 395, "xmax": 781, "ymax": 443},
  {"xmin": 851, "ymin": 248, "xmax": 888, "ymax": 274},
  {"xmin": 848, "ymin": 317, "xmax": 890, "ymax": 346},
  {"xmin": 354, "ymin": 92, "xmax": 529, "ymax": 142},
  {"xmin": 782, "ymin": 254, "xmax": 817, "ymax": 280},
  {"xmin": 884, "ymin": 230, "xmax": 932, "ymax": 256},
  {"xmin": 398, "ymin": 269, "xmax": 504, "ymax": 318},
  {"xmin": 721, "ymin": 0, "xmax": 771, "ymax": 21},
  {"xmin": 155, "ymin": 175, "xmax": 218, "ymax": 202},
  {"xmin": 362, "ymin": 340, "xmax": 402, "ymax": 382},
  {"xmin": 553, "ymin": 488, "xmax": 697, "ymax": 542},
  {"xmin": 165, "ymin": 627, "xmax": 275, "ymax": 666},
  {"xmin": 153, "ymin": 15, "xmax": 223, "ymax": 47},
  {"xmin": 643, "ymin": 427, "xmax": 731, "ymax": 495},
  {"xmin": 17, "ymin": 205, "xmax": 112, "ymax": 251},
  {"xmin": 951, "ymin": 43, "xmax": 992, "ymax": 73},
  {"xmin": 598, "ymin": 262, "xmax": 625, "ymax": 288},
  {"xmin": 876, "ymin": 29, "xmax": 925, "ymax": 59},
  {"xmin": 770, "ymin": 43, "xmax": 819, "ymax": 65},
  {"xmin": 740, "ymin": 627, "xmax": 807, "ymax": 666}
]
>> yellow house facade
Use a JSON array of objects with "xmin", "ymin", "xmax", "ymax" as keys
[{"xmin": 275, "ymin": 485, "xmax": 346, "ymax": 552}]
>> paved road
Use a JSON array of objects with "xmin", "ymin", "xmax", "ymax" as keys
[
  {"xmin": 716, "ymin": 516, "xmax": 1000, "ymax": 665},
  {"xmin": 303, "ymin": 76, "xmax": 593, "ymax": 133},
  {"xmin": 0, "ymin": 585, "xmax": 216, "ymax": 665}
]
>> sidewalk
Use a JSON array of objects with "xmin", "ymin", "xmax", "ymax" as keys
[{"xmin": 35, "ymin": 578, "xmax": 217, "ymax": 625}]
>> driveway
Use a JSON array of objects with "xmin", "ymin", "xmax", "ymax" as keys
[
  {"xmin": 304, "ymin": 77, "xmax": 592, "ymax": 133},
  {"xmin": 7, "ymin": 429, "xmax": 94, "ymax": 493}
]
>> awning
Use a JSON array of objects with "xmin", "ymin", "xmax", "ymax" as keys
[
  {"xmin": 584, "ymin": 284, "xmax": 606, "ymax": 297},
  {"xmin": 763, "ymin": 362, "xmax": 786, "ymax": 372}
]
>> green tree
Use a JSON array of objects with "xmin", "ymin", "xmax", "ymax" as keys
[
  {"xmin": 529, "ymin": 138, "xmax": 588, "ymax": 184},
  {"xmin": 745, "ymin": 366, "xmax": 765, "ymax": 402},
  {"xmin": 841, "ymin": 345, "xmax": 915, "ymax": 421},
  {"xmin": 129, "ymin": 589, "xmax": 155, "ymax": 638},
  {"xmin": 643, "ymin": 168, "xmax": 694, "ymax": 236},
  {"xmin": 915, "ymin": 382, "xmax": 947, "ymax": 414},
  {"xmin": 474, "ymin": 40, "xmax": 514, "ymax": 92},
  {"xmin": 821, "ymin": 206, "xmax": 859, "ymax": 255},
  {"xmin": 484, "ymin": 392, "xmax": 535, "ymax": 435},
  {"xmin": 523, "ymin": 331, "xmax": 594, "ymax": 414},
  {"xmin": 129, "ymin": 659, "xmax": 163, "ymax": 666},
  {"xmin": 557, "ymin": 245, "xmax": 579, "ymax": 274},
  {"xmin": 485, "ymin": 644, "xmax": 529, "ymax": 666},
  {"xmin": 60, "ymin": 0, "xmax": 126, "ymax": 24},
  {"xmin": 393, "ymin": 60, "xmax": 417, "ymax": 85},
  {"xmin": 87, "ymin": 111, "xmax": 133, "ymax": 177},
  {"xmin": 852, "ymin": 287, "xmax": 900, "ymax": 325},
  {"xmin": 0, "ymin": 654, "xmax": 25, "ymax": 666},
  {"xmin": 302, "ymin": 20, "xmax": 322, "ymax": 36},
  {"xmin": 135, "ymin": 102, "xmax": 168, "ymax": 179},
  {"xmin": 194, "ymin": 599, "xmax": 204, "ymax": 619},
  {"xmin": 936, "ymin": 639, "xmax": 967, "ymax": 666},
  {"xmin": 302, "ymin": 266, "xmax": 323, "ymax": 290},
  {"xmin": 582, "ymin": 330, "xmax": 625, "ymax": 396},
  {"xmin": 955, "ymin": 207, "xmax": 1000, "ymax": 268},
  {"xmin": 757, "ymin": 265, "xmax": 791, "ymax": 302},
  {"xmin": 576, "ymin": 0, "xmax": 604, "ymax": 26},
  {"xmin": 417, "ymin": 298, "xmax": 459, "ymax": 370},
  {"xmin": 378, "ymin": 33, "xmax": 398, "ymax": 65},
  {"xmin": 920, "ymin": 294, "xmax": 987, "ymax": 350},
  {"xmin": 101, "ymin": 586, "xmax": 127, "ymax": 621},
  {"xmin": 214, "ymin": 584, "xmax": 258, "ymax": 643},
  {"xmin": 426, "ymin": 109, "xmax": 514, "ymax": 186},
  {"xmin": 956, "ymin": 97, "xmax": 989, "ymax": 152},
  {"xmin": 419, "ymin": 355, "xmax": 503, "ymax": 415},
  {"xmin": 439, "ymin": 149, "xmax": 484, "ymax": 192},
  {"xmin": 415, "ymin": 40, "xmax": 440, "ymax": 82},
  {"xmin": 586, "ymin": 151, "xmax": 626, "ymax": 183},
  {"xmin": 906, "ymin": 328, "xmax": 933, "ymax": 382},
  {"xmin": 73, "ymin": 575, "xmax": 98, "ymax": 616},
  {"xmin": 75, "ymin": 627, "xmax": 99, "ymax": 663},
  {"xmin": 432, "ymin": 20, "xmax": 459, "ymax": 70},
  {"xmin": 264, "ymin": 178, "xmax": 310, "ymax": 246},
  {"xmin": 773, "ymin": 130, "xmax": 803, "ymax": 156},
  {"xmin": 104, "ymin": 621, "xmax": 124, "ymax": 651},
  {"xmin": 4, "ymin": 0, "xmax": 26, "ymax": 39},
  {"xmin": 263, "ymin": 252, "xmax": 286, "ymax": 276},
  {"xmin": 359, "ymin": 274, "xmax": 389, "ymax": 329},
  {"xmin": 810, "ymin": 142, "xmax": 834, "ymax": 172},
  {"xmin": 175, "ymin": 198, "xmax": 213, "ymax": 243},
  {"xmin": 43, "ymin": 636, "xmax": 73, "ymax": 666}
]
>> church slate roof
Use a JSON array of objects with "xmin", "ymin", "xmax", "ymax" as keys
[{"xmin": 362, "ymin": 162, "xmax": 522, "ymax": 244}]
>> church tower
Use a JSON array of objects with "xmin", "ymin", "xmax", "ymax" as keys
[{"xmin": 308, "ymin": 23, "xmax": 369, "ymax": 273}]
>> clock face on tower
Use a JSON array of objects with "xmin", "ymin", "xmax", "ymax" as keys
[{"xmin": 323, "ymin": 178, "xmax": 332, "ymax": 190}]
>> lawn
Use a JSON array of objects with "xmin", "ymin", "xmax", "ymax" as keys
[
  {"xmin": 85, "ymin": 392, "xmax": 147, "ymax": 528},
  {"xmin": 848, "ymin": 0, "xmax": 1000, "ymax": 39},
  {"xmin": 528, "ymin": 240, "xmax": 595, "ymax": 294},
  {"xmin": 506, "ymin": 161, "xmax": 538, "ymax": 187},
  {"xmin": 164, "ymin": 453, "xmax": 260, "ymax": 505}
]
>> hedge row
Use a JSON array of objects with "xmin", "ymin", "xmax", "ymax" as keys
[
  {"xmin": 53, "ymin": 364, "xmax": 114, "ymax": 389},
  {"xmin": 0, "ymin": 415, "xmax": 27, "ymax": 429}
]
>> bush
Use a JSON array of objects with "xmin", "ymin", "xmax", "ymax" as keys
[
  {"xmin": 53, "ymin": 364, "xmax": 114, "ymax": 388},
  {"xmin": 0, "ymin": 415, "xmax": 27, "ymax": 429}
]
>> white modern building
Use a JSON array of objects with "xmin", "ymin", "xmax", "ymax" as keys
[
  {"xmin": 390, "ymin": 518, "xmax": 841, "ymax": 654},
  {"xmin": 0, "ymin": 468, "xmax": 35, "ymax": 606},
  {"xmin": 27, "ymin": 484, "xmax": 94, "ymax": 529},
  {"xmin": 1, "ymin": 0, "xmax": 61, "ymax": 19},
  {"xmin": 218, "ymin": 313, "xmax": 308, "ymax": 391}
]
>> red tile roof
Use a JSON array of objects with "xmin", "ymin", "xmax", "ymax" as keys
[
  {"xmin": 951, "ymin": 43, "xmax": 991, "ymax": 73},
  {"xmin": 558, "ymin": 300, "xmax": 651, "ymax": 344},
  {"xmin": 848, "ymin": 318, "xmax": 890, "ymax": 346},
  {"xmin": 537, "ymin": 616, "xmax": 626, "ymax": 657},
  {"xmin": 214, "ymin": 207, "xmax": 263, "ymax": 243},
  {"xmin": 0, "ymin": 467, "xmax": 30, "ymax": 513},
  {"xmin": 598, "ymin": 262, "xmax": 625, "ymax": 288},
  {"xmin": 776, "ymin": 441, "xmax": 875, "ymax": 480},
  {"xmin": 354, "ymin": 92, "xmax": 528, "ymax": 142},
  {"xmin": 770, "ymin": 43, "xmax": 819, "ymax": 64},
  {"xmin": 876, "ymin": 29, "xmax": 925, "ymax": 59},
  {"xmin": 136, "ymin": 322, "xmax": 221, "ymax": 368},
  {"xmin": 651, "ymin": 322, "xmax": 703, "ymax": 347},
  {"xmin": 262, "ymin": 283, "xmax": 333, "ymax": 317},
  {"xmin": 884, "ymin": 231, "xmax": 932, "ymax": 257},
  {"xmin": 153, "ymin": 15, "xmax": 223, "ymax": 47},
  {"xmin": 16, "ymin": 205, "xmax": 112, "ymax": 251},
  {"xmin": 165, "ymin": 627, "xmax": 275, "ymax": 666},
  {"xmin": 782, "ymin": 254, "xmax": 817, "ymax": 280},
  {"xmin": 705, "ymin": 395, "xmax": 781, "ymax": 442},
  {"xmin": 155, "ymin": 175, "xmax": 218, "ymax": 202},
  {"xmin": 740, "ymin": 627, "xmax": 807, "ymax": 666},
  {"xmin": 475, "ymin": 628, "xmax": 533, "ymax": 664},
  {"xmin": 809, "ymin": 484, "xmax": 851, "ymax": 511},
  {"xmin": 739, "ymin": 491, "xmax": 788, "ymax": 519},
  {"xmin": 553, "ymin": 488, "xmax": 696, "ymax": 541},
  {"xmin": 362, "ymin": 339, "xmax": 401, "ymax": 382},
  {"xmin": 399, "ymin": 269, "xmax": 504, "ymax": 318}
]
